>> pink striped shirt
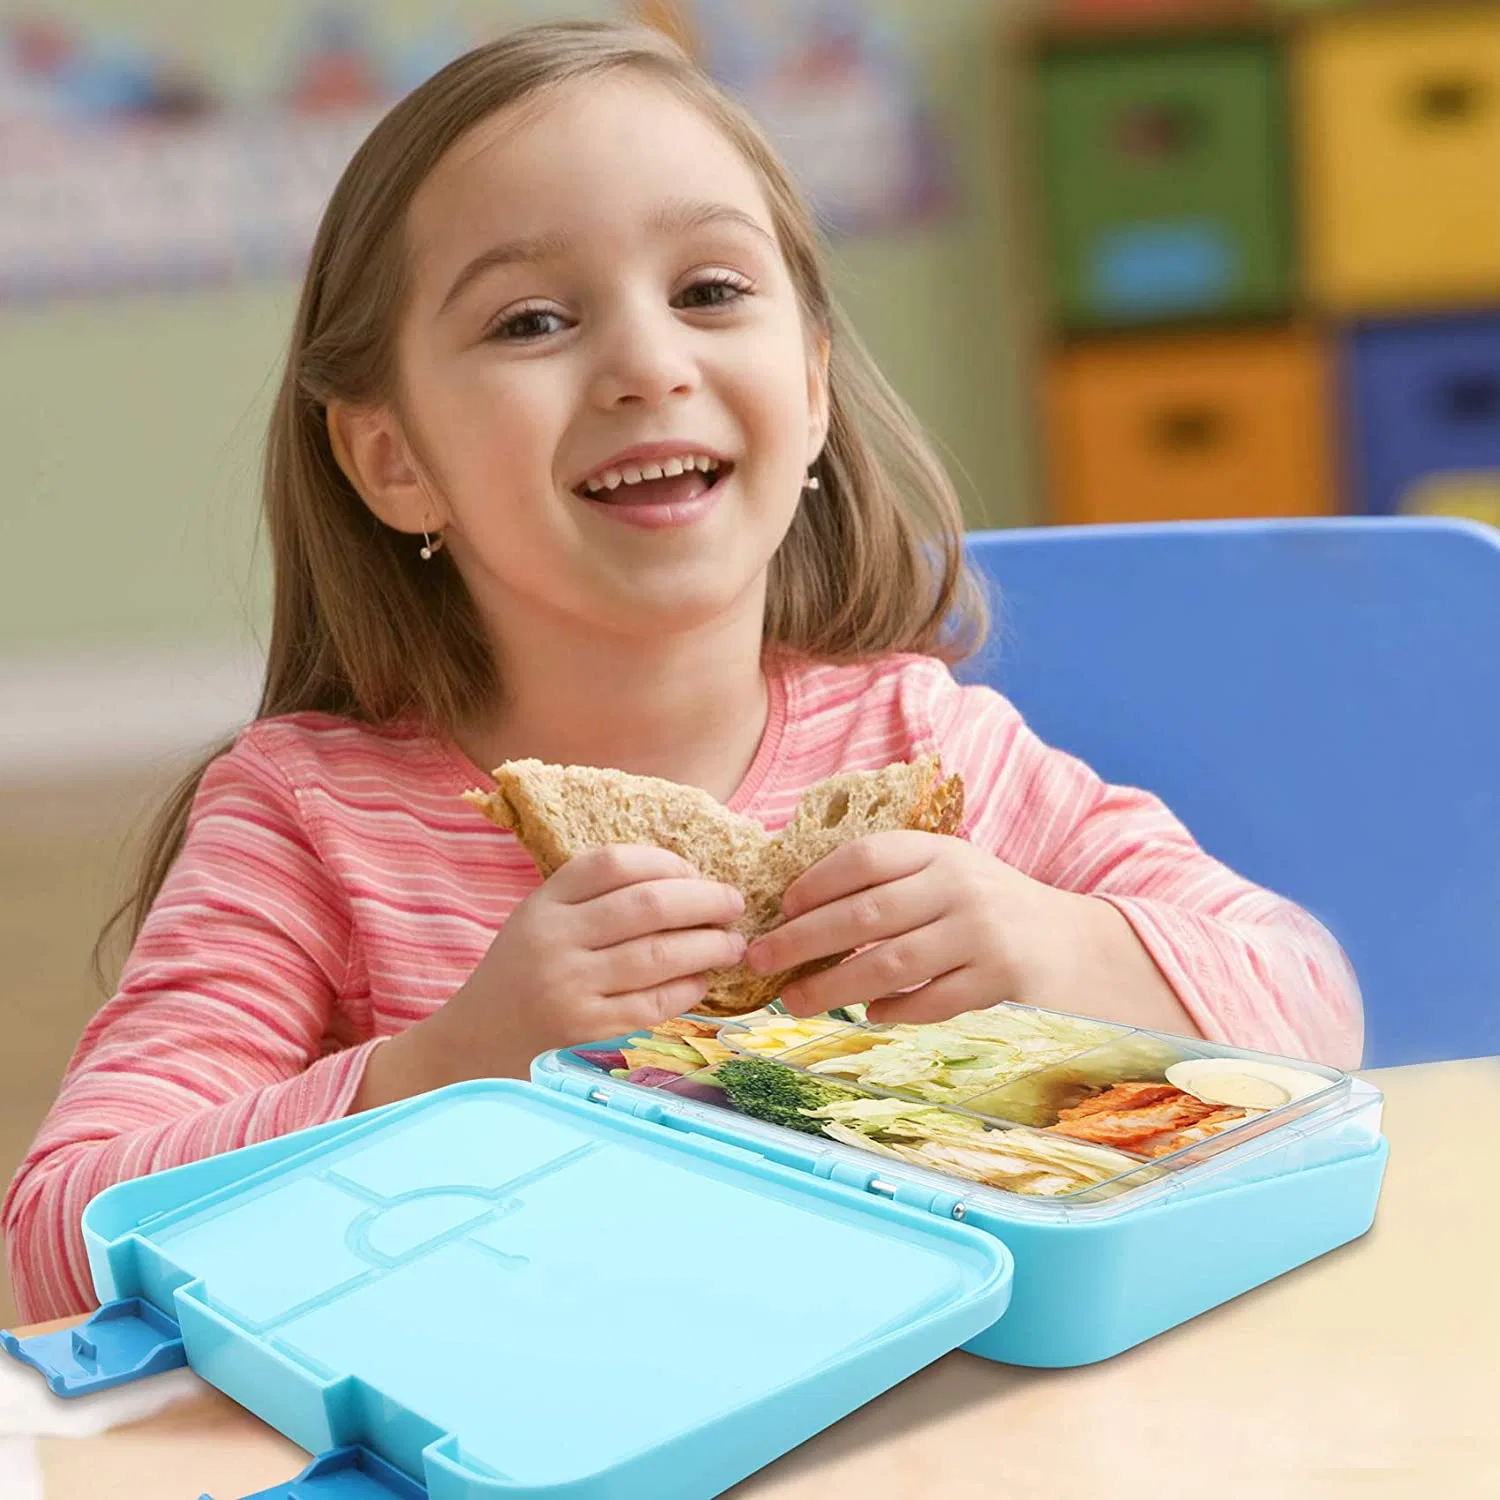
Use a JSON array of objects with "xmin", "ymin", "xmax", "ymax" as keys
[{"xmin": 3, "ymin": 653, "xmax": 1361, "ymax": 1321}]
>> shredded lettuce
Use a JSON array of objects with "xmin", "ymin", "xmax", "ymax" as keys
[
  {"xmin": 807, "ymin": 1096, "xmax": 1152, "ymax": 1197},
  {"xmin": 805, "ymin": 1006, "xmax": 1120, "ymax": 1104}
]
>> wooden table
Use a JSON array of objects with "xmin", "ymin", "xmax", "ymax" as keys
[{"xmin": 6, "ymin": 1058, "xmax": 1495, "ymax": 1500}]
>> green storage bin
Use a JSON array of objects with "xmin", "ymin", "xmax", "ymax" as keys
[{"xmin": 1037, "ymin": 39, "xmax": 1292, "ymax": 328}]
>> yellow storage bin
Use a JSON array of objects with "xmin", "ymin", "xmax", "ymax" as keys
[
  {"xmin": 1404, "ymin": 473, "xmax": 1500, "ymax": 528},
  {"xmin": 1043, "ymin": 327, "xmax": 1338, "ymax": 525},
  {"xmin": 1297, "ymin": 8, "xmax": 1500, "ymax": 312}
]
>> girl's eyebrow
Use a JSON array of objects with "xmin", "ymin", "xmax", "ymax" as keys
[
  {"xmin": 649, "ymin": 197, "xmax": 776, "ymax": 246},
  {"xmin": 437, "ymin": 198, "xmax": 774, "ymax": 315},
  {"xmin": 439, "ymin": 229, "xmax": 572, "ymax": 313}
]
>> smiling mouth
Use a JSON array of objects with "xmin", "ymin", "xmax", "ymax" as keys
[{"xmin": 574, "ymin": 455, "xmax": 732, "ymax": 507}]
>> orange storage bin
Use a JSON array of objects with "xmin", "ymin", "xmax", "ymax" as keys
[
  {"xmin": 1043, "ymin": 328, "xmax": 1338, "ymax": 525},
  {"xmin": 1296, "ymin": 8, "xmax": 1500, "ymax": 312}
]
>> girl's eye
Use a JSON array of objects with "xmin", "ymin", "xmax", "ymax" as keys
[
  {"xmin": 488, "ymin": 304, "xmax": 568, "ymax": 341},
  {"xmin": 674, "ymin": 273, "xmax": 752, "ymax": 311}
]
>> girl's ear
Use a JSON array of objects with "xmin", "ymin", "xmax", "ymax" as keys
[
  {"xmin": 806, "ymin": 331, "xmax": 831, "ymax": 464},
  {"xmin": 327, "ymin": 401, "xmax": 444, "ymax": 534}
]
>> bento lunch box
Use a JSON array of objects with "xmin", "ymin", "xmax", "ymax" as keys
[
  {"xmin": 541, "ymin": 1001, "xmax": 1387, "ymax": 1369},
  {"xmin": 1, "ymin": 1003, "xmax": 1385, "ymax": 1500}
]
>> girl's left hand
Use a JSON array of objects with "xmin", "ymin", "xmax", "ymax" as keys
[{"xmin": 745, "ymin": 832, "xmax": 1074, "ymax": 1024}]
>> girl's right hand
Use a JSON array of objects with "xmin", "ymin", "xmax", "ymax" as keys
[{"xmin": 354, "ymin": 847, "xmax": 745, "ymax": 1108}]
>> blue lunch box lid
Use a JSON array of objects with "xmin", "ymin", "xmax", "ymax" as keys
[{"xmin": 73, "ymin": 1077, "xmax": 1014, "ymax": 1499}]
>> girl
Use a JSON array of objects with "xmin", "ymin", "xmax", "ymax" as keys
[{"xmin": 4, "ymin": 22, "xmax": 1360, "ymax": 1322}]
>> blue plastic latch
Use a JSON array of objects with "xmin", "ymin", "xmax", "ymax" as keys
[
  {"xmin": 202, "ymin": 1445, "xmax": 428, "ymax": 1499},
  {"xmin": 0, "ymin": 1297, "xmax": 186, "ymax": 1397}
]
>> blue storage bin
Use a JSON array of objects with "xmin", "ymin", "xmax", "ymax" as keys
[{"xmin": 1346, "ymin": 312, "xmax": 1500, "ymax": 522}]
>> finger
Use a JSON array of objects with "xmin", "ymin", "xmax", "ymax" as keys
[
  {"xmin": 598, "ymin": 975, "xmax": 712, "ymax": 1035},
  {"xmin": 546, "ymin": 844, "xmax": 700, "ymax": 903},
  {"xmin": 863, "ymin": 971, "xmax": 991, "ymax": 1027},
  {"xmin": 600, "ymin": 926, "xmax": 748, "ymax": 996},
  {"xmin": 778, "ymin": 919, "xmax": 955, "ymax": 1017},
  {"xmin": 748, "ymin": 870, "xmax": 942, "ymax": 978},
  {"xmin": 582, "ymin": 876, "xmax": 745, "ymax": 950},
  {"xmin": 780, "ymin": 831, "xmax": 942, "ymax": 920}
]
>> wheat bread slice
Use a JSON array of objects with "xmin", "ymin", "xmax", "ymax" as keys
[
  {"xmin": 466, "ymin": 759, "xmax": 771, "ymax": 883},
  {"xmin": 464, "ymin": 755, "xmax": 965, "ymax": 1017}
]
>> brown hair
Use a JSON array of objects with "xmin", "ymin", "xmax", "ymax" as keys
[{"xmin": 102, "ymin": 19, "xmax": 988, "ymax": 967}]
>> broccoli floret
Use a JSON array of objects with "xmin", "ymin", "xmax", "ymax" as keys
[{"xmin": 715, "ymin": 1058, "xmax": 861, "ymax": 1134}]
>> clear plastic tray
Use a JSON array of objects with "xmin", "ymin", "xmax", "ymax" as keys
[{"xmin": 559, "ymin": 1002, "xmax": 1379, "ymax": 1219}]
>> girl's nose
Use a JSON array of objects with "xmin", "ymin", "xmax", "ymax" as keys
[{"xmin": 587, "ymin": 302, "xmax": 698, "ymax": 410}]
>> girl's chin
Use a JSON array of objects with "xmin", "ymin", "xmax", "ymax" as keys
[{"xmin": 567, "ymin": 567, "xmax": 771, "ymax": 640}]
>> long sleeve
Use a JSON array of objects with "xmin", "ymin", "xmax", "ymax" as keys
[
  {"xmin": 924, "ymin": 671, "xmax": 1363, "ymax": 1069},
  {"xmin": 3, "ymin": 736, "xmax": 378, "ymax": 1323}
]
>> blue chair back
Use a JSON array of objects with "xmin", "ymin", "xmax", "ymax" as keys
[{"xmin": 960, "ymin": 518, "xmax": 1500, "ymax": 1067}]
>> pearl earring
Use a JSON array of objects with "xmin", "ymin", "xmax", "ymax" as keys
[
  {"xmin": 419, "ymin": 530, "xmax": 444, "ymax": 561},
  {"xmin": 803, "ymin": 469, "xmax": 821, "ymax": 492}
]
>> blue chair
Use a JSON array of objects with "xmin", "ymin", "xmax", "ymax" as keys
[{"xmin": 959, "ymin": 517, "xmax": 1500, "ymax": 1068}]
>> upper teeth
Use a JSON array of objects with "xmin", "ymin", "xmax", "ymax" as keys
[{"xmin": 582, "ymin": 454, "xmax": 720, "ymax": 493}]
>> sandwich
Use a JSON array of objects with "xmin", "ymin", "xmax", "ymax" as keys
[{"xmin": 464, "ymin": 755, "xmax": 965, "ymax": 1017}]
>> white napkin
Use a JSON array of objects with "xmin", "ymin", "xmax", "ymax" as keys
[
  {"xmin": 0, "ymin": 1350, "xmax": 206, "ymax": 1438},
  {"xmin": 0, "ymin": 1437, "xmax": 44, "ymax": 1500}
]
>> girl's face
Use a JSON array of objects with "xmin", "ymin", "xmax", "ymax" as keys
[{"xmin": 360, "ymin": 73, "xmax": 827, "ymax": 646}]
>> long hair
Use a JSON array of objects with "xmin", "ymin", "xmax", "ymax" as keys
[{"xmin": 103, "ymin": 20, "xmax": 988, "ymax": 964}]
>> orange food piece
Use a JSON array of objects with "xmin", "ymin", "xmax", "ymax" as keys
[
  {"xmin": 1052, "ymin": 1081, "xmax": 1221, "ymax": 1150},
  {"xmin": 1138, "ymin": 1108, "xmax": 1250, "ymax": 1158},
  {"xmin": 1056, "ymin": 1081, "xmax": 1182, "ymax": 1119},
  {"xmin": 654, "ymin": 1017, "xmax": 721, "ymax": 1040}
]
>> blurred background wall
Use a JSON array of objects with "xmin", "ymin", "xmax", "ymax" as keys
[
  {"xmin": 3, "ymin": 0, "xmax": 1499, "ymax": 1327},
  {"xmin": 0, "ymin": 0, "xmax": 1040, "ymax": 732}
]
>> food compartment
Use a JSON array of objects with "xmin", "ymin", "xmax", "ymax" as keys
[
  {"xmin": 967, "ymin": 1035, "xmax": 1348, "ymax": 1167},
  {"xmin": 716, "ymin": 1012, "xmax": 870, "ymax": 1063},
  {"xmin": 1168, "ymin": 1077, "xmax": 1384, "ymax": 1201},
  {"xmin": 774, "ymin": 1004, "xmax": 1130, "ymax": 1108},
  {"xmin": 961, "ymin": 1032, "xmax": 1200, "ymax": 1128},
  {"xmin": 1117, "ymin": 1050, "xmax": 1348, "ymax": 1170},
  {"xmin": 567, "ymin": 1014, "xmax": 737, "ymax": 1092},
  {"xmin": 798, "ymin": 1099, "xmax": 1161, "ymax": 1202}
]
